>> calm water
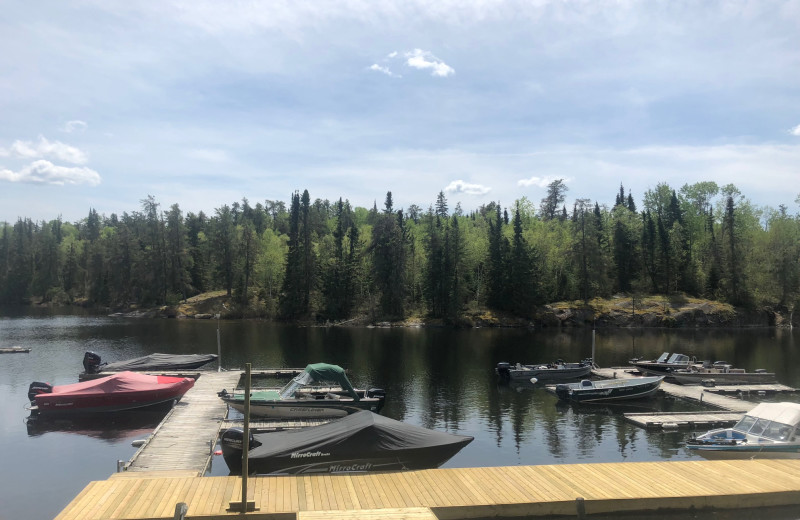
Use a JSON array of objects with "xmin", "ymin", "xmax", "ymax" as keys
[{"xmin": 1, "ymin": 309, "xmax": 799, "ymax": 520}]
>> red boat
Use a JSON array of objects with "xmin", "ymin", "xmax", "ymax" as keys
[{"xmin": 28, "ymin": 371, "xmax": 195, "ymax": 415}]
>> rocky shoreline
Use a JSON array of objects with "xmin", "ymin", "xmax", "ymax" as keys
[{"xmin": 103, "ymin": 293, "xmax": 797, "ymax": 329}]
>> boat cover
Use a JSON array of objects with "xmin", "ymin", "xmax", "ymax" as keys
[
  {"xmin": 297, "ymin": 363, "xmax": 359, "ymax": 400},
  {"xmin": 746, "ymin": 402, "xmax": 800, "ymax": 425},
  {"xmin": 51, "ymin": 371, "xmax": 193, "ymax": 396},
  {"xmin": 101, "ymin": 353, "xmax": 217, "ymax": 372},
  {"xmin": 245, "ymin": 410, "xmax": 472, "ymax": 461}
]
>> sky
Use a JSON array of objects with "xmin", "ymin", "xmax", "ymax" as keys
[{"xmin": 1, "ymin": 0, "xmax": 799, "ymax": 223}]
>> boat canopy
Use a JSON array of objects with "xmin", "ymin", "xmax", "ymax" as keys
[
  {"xmin": 656, "ymin": 352, "xmax": 670, "ymax": 363},
  {"xmin": 746, "ymin": 402, "xmax": 800, "ymax": 426},
  {"xmin": 241, "ymin": 410, "xmax": 472, "ymax": 462},
  {"xmin": 280, "ymin": 363, "xmax": 359, "ymax": 401},
  {"xmin": 667, "ymin": 353, "xmax": 690, "ymax": 364}
]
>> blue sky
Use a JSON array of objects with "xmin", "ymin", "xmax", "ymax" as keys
[{"xmin": 2, "ymin": 1, "xmax": 799, "ymax": 223}]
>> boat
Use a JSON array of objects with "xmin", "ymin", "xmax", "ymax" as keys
[
  {"xmin": 219, "ymin": 410, "xmax": 473, "ymax": 475},
  {"xmin": 629, "ymin": 352, "xmax": 697, "ymax": 376},
  {"xmin": 553, "ymin": 376, "xmax": 664, "ymax": 403},
  {"xmin": 495, "ymin": 359, "xmax": 593, "ymax": 382},
  {"xmin": 687, "ymin": 402, "xmax": 800, "ymax": 459},
  {"xmin": 82, "ymin": 351, "xmax": 218, "ymax": 374},
  {"xmin": 0, "ymin": 346, "xmax": 30, "ymax": 354},
  {"xmin": 669, "ymin": 361, "xmax": 776, "ymax": 385},
  {"xmin": 218, "ymin": 363, "xmax": 385, "ymax": 418},
  {"xmin": 27, "ymin": 371, "xmax": 195, "ymax": 415}
]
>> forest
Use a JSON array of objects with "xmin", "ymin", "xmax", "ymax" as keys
[{"xmin": 1, "ymin": 180, "xmax": 798, "ymax": 323}]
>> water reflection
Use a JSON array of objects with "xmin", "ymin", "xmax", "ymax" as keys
[{"xmin": 25, "ymin": 409, "xmax": 166, "ymax": 442}]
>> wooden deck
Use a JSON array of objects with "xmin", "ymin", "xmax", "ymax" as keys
[
  {"xmin": 124, "ymin": 371, "xmax": 240, "ymax": 474},
  {"xmin": 55, "ymin": 459, "xmax": 800, "ymax": 519}
]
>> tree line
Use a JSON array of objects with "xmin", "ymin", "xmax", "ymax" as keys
[{"xmin": 1, "ymin": 181, "xmax": 798, "ymax": 321}]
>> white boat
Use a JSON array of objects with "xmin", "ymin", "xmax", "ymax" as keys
[{"xmin": 687, "ymin": 402, "xmax": 800, "ymax": 459}]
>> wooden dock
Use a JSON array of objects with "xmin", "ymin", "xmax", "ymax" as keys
[
  {"xmin": 124, "ymin": 371, "xmax": 240, "ymax": 474},
  {"xmin": 623, "ymin": 410, "xmax": 744, "ymax": 430},
  {"xmin": 55, "ymin": 459, "xmax": 800, "ymax": 519}
]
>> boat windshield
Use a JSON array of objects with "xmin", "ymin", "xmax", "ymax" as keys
[
  {"xmin": 733, "ymin": 415, "xmax": 757, "ymax": 433},
  {"xmin": 279, "ymin": 371, "xmax": 314, "ymax": 399},
  {"xmin": 748, "ymin": 418, "xmax": 768, "ymax": 436},
  {"xmin": 762, "ymin": 421, "xmax": 794, "ymax": 441},
  {"xmin": 667, "ymin": 353, "xmax": 687, "ymax": 364},
  {"xmin": 656, "ymin": 353, "xmax": 670, "ymax": 363}
]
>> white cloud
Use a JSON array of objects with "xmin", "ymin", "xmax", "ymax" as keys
[
  {"xmin": 0, "ymin": 160, "xmax": 101, "ymax": 186},
  {"xmin": 517, "ymin": 175, "xmax": 569, "ymax": 188},
  {"xmin": 404, "ymin": 49, "xmax": 454, "ymax": 77},
  {"xmin": 62, "ymin": 120, "xmax": 88, "ymax": 133},
  {"xmin": 369, "ymin": 64, "xmax": 400, "ymax": 78},
  {"xmin": 790, "ymin": 124, "xmax": 800, "ymax": 136},
  {"xmin": 2, "ymin": 136, "xmax": 88, "ymax": 164},
  {"xmin": 444, "ymin": 179, "xmax": 491, "ymax": 196}
]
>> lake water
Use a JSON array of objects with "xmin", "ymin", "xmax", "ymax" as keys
[{"xmin": 1, "ymin": 309, "xmax": 799, "ymax": 520}]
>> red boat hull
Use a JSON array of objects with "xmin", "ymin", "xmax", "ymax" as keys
[{"xmin": 33, "ymin": 371, "xmax": 194, "ymax": 415}]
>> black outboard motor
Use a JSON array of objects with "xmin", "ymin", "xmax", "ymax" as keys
[
  {"xmin": 83, "ymin": 351, "xmax": 103, "ymax": 373},
  {"xmin": 554, "ymin": 384, "xmax": 571, "ymax": 401},
  {"xmin": 28, "ymin": 382, "xmax": 53, "ymax": 403},
  {"xmin": 366, "ymin": 388, "xmax": 385, "ymax": 399},
  {"xmin": 219, "ymin": 428, "xmax": 261, "ymax": 473},
  {"xmin": 496, "ymin": 362, "xmax": 511, "ymax": 381}
]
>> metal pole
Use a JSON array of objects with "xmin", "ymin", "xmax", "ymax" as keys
[
  {"xmin": 216, "ymin": 314, "xmax": 221, "ymax": 372},
  {"xmin": 241, "ymin": 363, "xmax": 251, "ymax": 511},
  {"xmin": 591, "ymin": 328, "xmax": 596, "ymax": 368}
]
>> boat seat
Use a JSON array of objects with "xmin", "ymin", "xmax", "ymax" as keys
[
  {"xmin": 580, "ymin": 380, "xmax": 593, "ymax": 387},
  {"xmin": 326, "ymin": 392, "xmax": 341, "ymax": 400}
]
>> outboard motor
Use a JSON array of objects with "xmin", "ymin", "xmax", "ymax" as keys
[
  {"xmin": 219, "ymin": 428, "xmax": 261, "ymax": 472},
  {"xmin": 366, "ymin": 388, "xmax": 386, "ymax": 399},
  {"xmin": 28, "ymin": 381, "xmax": 53, "ymax": 403},
  {"xmin": 554, "ymin": 383, "xmax": 570, "ymax": 401},
  {"xmin": 496, "ymin": 362, "xmax": 511, "ymax": 381},
  {"xmin": 83, "ymin": 351, "xmax": 103, "ymax": 373}
]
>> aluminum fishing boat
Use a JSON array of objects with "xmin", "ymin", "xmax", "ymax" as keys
[
  {"xmin": 553, "ymin": 376, "xmax": 664, "ymax": 403},
  {"xmin": 669, "ymin": 362, "xmax": 776, "ymax": 385},
  {"xmin": 495, "ymin": 359, "xmax": 593, "ymax": 382},
  {"xmin": 220, "ymin": 410, "xmax": 473, "ymax": 475},
  {"xmin": 629, "ymin": 352, "xmax": 696, "ymax": 376},
  {"xmin": 687, "ymin": 402, "xmax": 800, "ymax": 459},
  {"xmin": 218, "ymin": 363, "xmax": 385, "ymax": 418}
]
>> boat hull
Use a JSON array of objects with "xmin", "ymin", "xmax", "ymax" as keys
[
  {"xmin": 224, "ymin": 398, "xmax": 379, "ymax": 418},
  {"xmin": 32, "ymin": 373, "xmax": 194, "ymax": 415},
  {"xmin": 499, "ymin": 365, "xmax": 592, "ymax": 382},
  {"xmin": 555, "ymin": 377, "xmax": 663, "ymax": 403},
  {"xmin": 688, "ymin": 444, "xmax": 800, "ymax": 460}
]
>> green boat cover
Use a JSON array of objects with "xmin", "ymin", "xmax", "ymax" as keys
[{"xmin": 302, "ymin": 363, "xmax": 359, "ymax": 400}]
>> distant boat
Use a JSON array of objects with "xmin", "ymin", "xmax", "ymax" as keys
[
  {"xmin": 218, "ymin": 363, "xmax": 385, "ymax": 418},
  {"xmin": 82, "ymin": 351, "xmax": 218, "ymax": 374},
  {"xmin": 629, "ymin": 352, "xmax": 696, "ymax": 376},
  {"xmin": 219, "ymin": 410, "xmax": 473, "ymax": 475},
  {"xmin": 28, "ymin": 371, "xmax": 194, "ymax": 415},
  {"xmin": 495, "ymin": 359, "xmax": 593, "ymax": 382},
  {"xmin": 670, "ymin": 362, "xmax": 776, "ymax": 386},
  {"xmin": 0, "ymin": 346, "xmax": 30, "ymax": 354},
  {"xmin": 687, "ymin": 402, "xmax": 800, "ymax": 459},
  {"xmin": 553, "ymin": 376, "xmax": 664, "ymax": 403}
]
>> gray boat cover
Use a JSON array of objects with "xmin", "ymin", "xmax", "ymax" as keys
[
  {"xmin": 247, "ymin": 410, "xmax": 472, "ymax": 460},
  {"xmin": 102, "ymin": 353, "xmax": 217, "ymax": 372}
]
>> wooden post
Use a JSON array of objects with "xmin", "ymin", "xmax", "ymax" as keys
[
  {"xmin": 216, "ymin": 314, "xmax": 221, "ymax": 372},
  {"xmin": 229, "ymin": 363, "xmax": 257, "ymax": 512},
  {"xmin": 242, "ymin": 363, "xmax": 251, "ymax": 508}
]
